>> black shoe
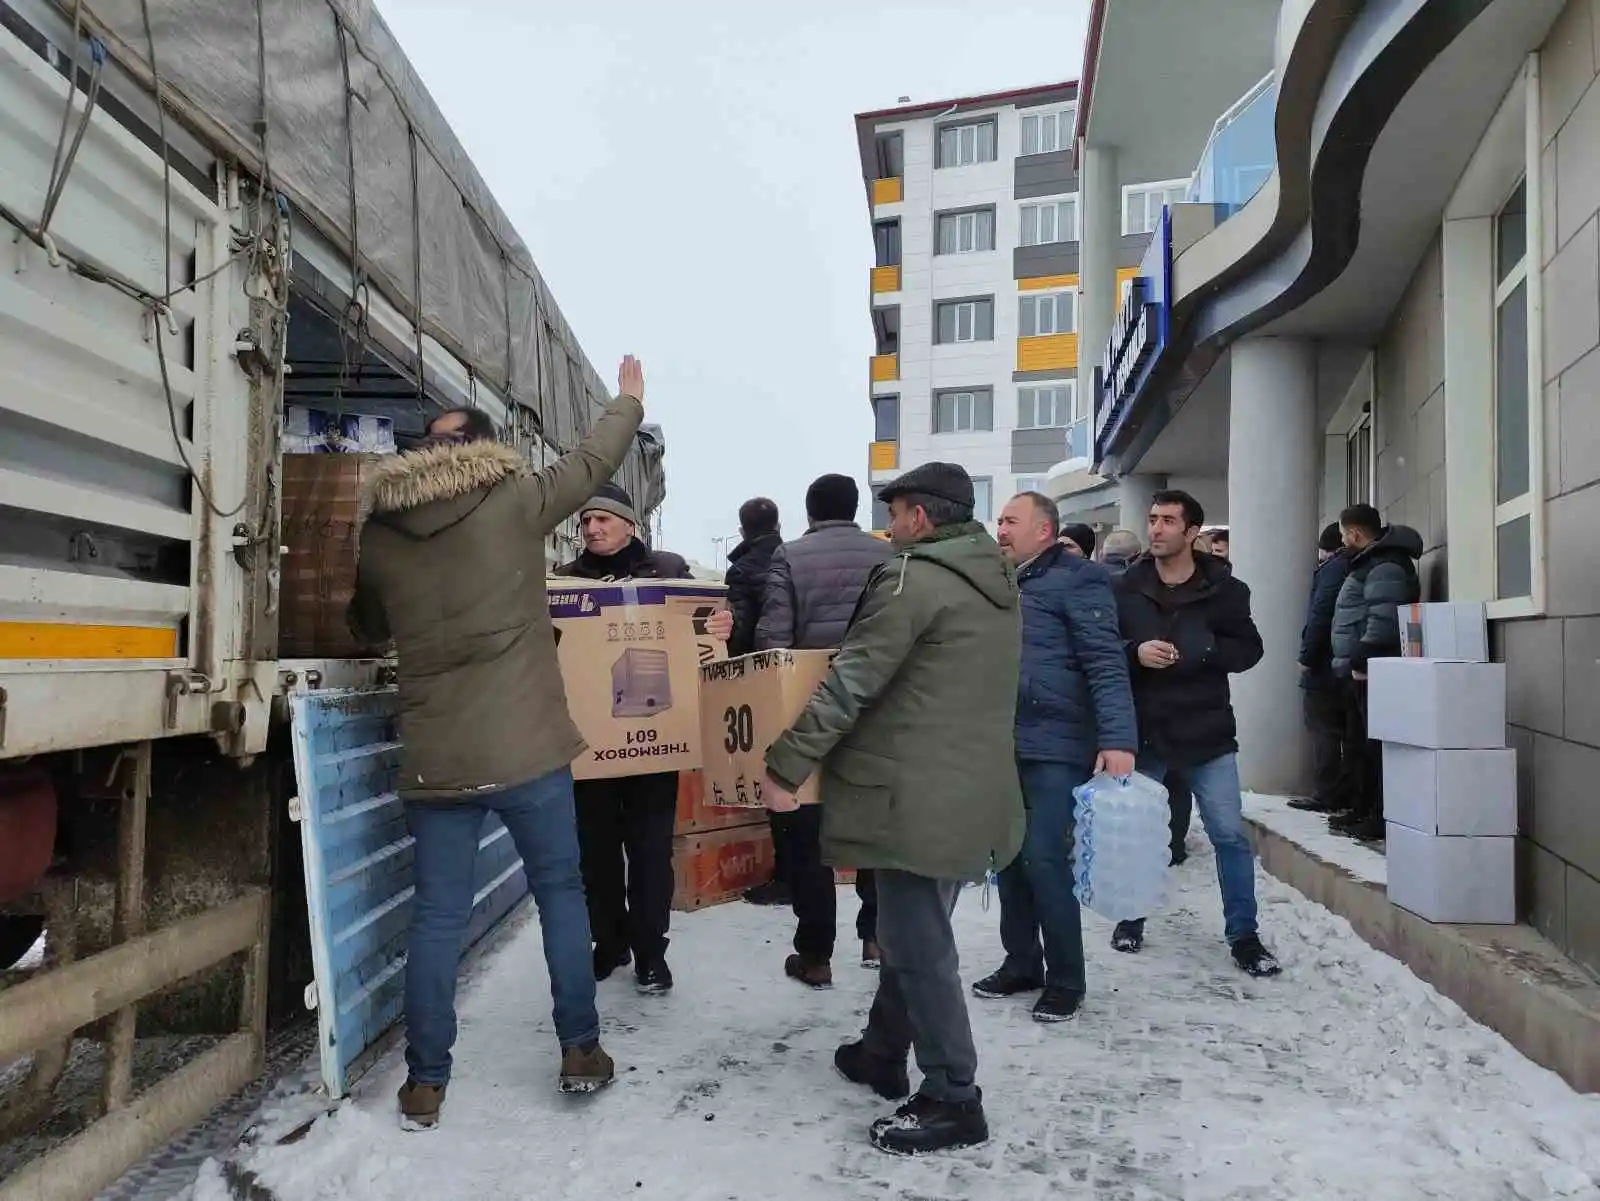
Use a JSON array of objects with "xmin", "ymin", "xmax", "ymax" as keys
[
  {"xmin": 635, "ymin": 958, "xmax": 674, "ymax": 994},
  {"xmin": 1231, "ymin": 934, "xmax": 1282, "ymax": 978},
  {"xmin": 742, "ymin": 881, "xmax": 791, "ymax": 906},
  {"xmin": 971, "ymin": 966, "xmax": 1044, "ymax": 999},
  {"xmin": 834, "ymin": 1041, "xmax": 910, "ymax": 1101},
  {"xmin": 1031, "ymin": 986, "xmax": 1083, "ymax": 1024},
  {"xmin": 1169, "ymin": 847, "xmax": 1189, "ymax": 867},
  {"xmin": 1327, "ymin": 810, "xmax": 1367, "ymax": 834},
  {"xmin": 1346, "ymin": 815, "xmax": 1387, "ymax": 843},
  {"xmin": 593, "ymin": 944, "xmax": 631, "ymax": 982},
  {"xmin": 1288, "ymin": 796, "xmax": 1345, "ymax": 813},
  {"xmin": 869, "ymin": 1091, "xmax": 989, "ymax": 1157},
  {"xmin": 1111, "ymin": 920, "xmax": 1145, "ymax": 953}
]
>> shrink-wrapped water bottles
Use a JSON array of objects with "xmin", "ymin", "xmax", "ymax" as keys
[{"xmin": 1071, "ymin": 771, "xmax": 1172, "ymax": 921}]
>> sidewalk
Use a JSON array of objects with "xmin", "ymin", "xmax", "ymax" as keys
[
  {"xmin": 199, "ymin": 845, "xmax": 1600, "ymax": 1201},
  {"xmin": 1243, "ymin": 794, "xmax": 1600, "ymax": 1096}
]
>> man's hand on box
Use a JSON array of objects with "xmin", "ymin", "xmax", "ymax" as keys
[
  {"xmin": 764, "ymin": 776, "xmax": 800, "ymax": 813},
  {"xmin": 707, "ymin": 608, "xmax": 734, "ymax": 641}
]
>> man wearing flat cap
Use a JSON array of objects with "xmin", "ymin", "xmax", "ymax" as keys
[{"xmin": 761, "ymin": 461, "xmax": 1023, "ymax": 1156}]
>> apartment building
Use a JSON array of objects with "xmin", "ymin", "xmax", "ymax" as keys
[{"xmin": 852, "ymin": 82, "xmax": 1154, "ymax": 529}]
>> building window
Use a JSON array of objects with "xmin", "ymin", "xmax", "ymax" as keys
[
  {"xmin": 933, "ymin": 388, "xmax": 994, "ymax": 434},
  {"xmin": 871, "ymin": 496, "xmax": 890, "ymax": 531},
  {"xmin": 1118, "ymin": 276, "xmax": 1136, "ymax": 313},
  {"xmin": 1019, "ymin": 107, "xmax": 1075, "ymax": 157},
  {"xmin": 1020, "ymin": 197, "xmax": 1079, "ymax": 246},
  {"xmin": 1345, "ymin": 408, "xmax": 1373, "ymax": 507},
  {"xmin": 1014, "ymin": 475, "xmax": 1047, "ymax": 496},
  {"xmin": 1494, "ymin": 178, "xmax": 1533, "ymax": 601},
  {"xmin": 1122, "ymin": 179, "xmax": 1189, "ymax": 236},
  {"xmin": 935, "ymin": 298, "xmax": 995, "ymax": 345},
  {"xmin": 1018, "ymin": 292, "xmax": 1076, "ymax": 337},
  {"xmin": 873, "ymin": 220, "xmax": 901, "ymax": 267},
  {"xmin": 972, "ymin": 477, "xmax": 994, "ymax": 522},
  {"xmin": 873, "ymin": 395, "xmax": 899, "ymax": 443},
  {"xmin": 936, "ymin": 119, "xmax": 998, "ymax": 168},
  {"xmin": 936, "ymin": 209, "xmax": 996, "ymax": 255},
  {"xmin": 874, "ymin": 131, "xmax": 904, "ymax": 179},
  {"xmin": 1017, "ymin": 384, "xmax": 1074, "ymax": 429}
]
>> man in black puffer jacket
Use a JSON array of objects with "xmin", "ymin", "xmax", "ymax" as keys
[
  {"xmin": 1290, "ymin": 523, "xmax": 1354, "ymax": 817},
  {"xmin": 724, "ymin": 498, "xmax": 783, "ymax": 658},
  {"xmin": 1327, "ymin": 504, "xmax": 1421, "ymax": 842},
  {"xmin": 1113, "ymin": 490, "xmax": 1277, "ymax": 978},
  {"xmin": 754, "ymin": 474, "xmax": 892, "ymax": 981},
  {"xmin": 555, "ymin": 483, "xmax": 707, "ymax": 996}
]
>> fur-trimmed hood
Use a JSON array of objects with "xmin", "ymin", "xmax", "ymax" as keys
[{"xmin": 363, "ymin": 440, "xmax": 525, "ymax": 540}]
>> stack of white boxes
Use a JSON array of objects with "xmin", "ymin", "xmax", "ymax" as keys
[{"xmin": 1367, "ymin": 602, "xmax": 1516, "ymax": 924}]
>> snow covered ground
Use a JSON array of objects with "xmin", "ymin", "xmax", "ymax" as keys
[{"xmin": 199, "ymin": 841, "xmax": 1600, "ymax": 1201}]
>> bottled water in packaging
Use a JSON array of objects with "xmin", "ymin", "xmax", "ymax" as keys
[{"xmin": 1071, "ymin": 771, "xmax": 1171, "ymax": 921}]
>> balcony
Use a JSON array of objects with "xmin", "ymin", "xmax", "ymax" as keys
[
  {"xmin": 870, "ymin": 354, "xmax": 899, "ymax": 383},
  {"xmin": 1016, "ymin": 333, "xmax": 1078, "ymax": 374},
  {"xmin": 1187, "ymin": 73, "xmax": 1277, "ymax": 216},
  {"xmin": 871, "ymin": 265, "xmax": 901, "ymax": 295},
  {"xmin": 872, "ymin": 177, "xmax": 903, "ymax": 206},
  {"xmin": 868, "ymin": 441, "xmax": 898, "ymax": 473}
]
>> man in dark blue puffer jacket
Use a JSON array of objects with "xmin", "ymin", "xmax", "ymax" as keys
[{"xmin": 972, "ymin": 492, "xmax": 1137, "ymax": 1024}]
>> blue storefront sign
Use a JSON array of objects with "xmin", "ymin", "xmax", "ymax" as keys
[{"xmin": 1094, "ymin": 206, "xmax": 1173, "ymax": 460}]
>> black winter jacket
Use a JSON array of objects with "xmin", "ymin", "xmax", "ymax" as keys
[
  {"xmin": 554, "ymin": 538, "xmax": 690, "ymax": 582},
  {"xmin": 1298, "ymin": 550, "xmax": 1352, "ymax": 691},
  {"xmin": 722, "ymin": 531, "xmax": 783, "ymax": 657},
  {"xmin": 755, "ymin": 521, "xmax": 892, "ymax": 651},
  {"xmin": 1329, "ymin": 525, "xmax": 1422, "ymax": 675},
  {"xmin": 1015, "ymin": 545, "xmax": 1137, "ymax": 765},
  {"xmin": 1114, "ymin": 554, "xmax": 1264, "ymax": 768}
]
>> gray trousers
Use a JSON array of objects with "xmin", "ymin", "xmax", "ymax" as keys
[{"xmin": 860, "ymin": 869, "xmax": 979, "ymax": 1103}]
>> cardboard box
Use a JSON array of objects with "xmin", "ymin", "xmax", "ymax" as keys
[
  {"xmin": 674, "ymin": 769, "xmax": 768, "ymax": 836},
  {"xmin": 1366, "ymin": 659, "xmax": 1506, "ymax": 749},
  {"xmin": 698, "ymin": 650, "xmax": 837, "ymax": 808},
  {"xmin": 1383, "ymin": 745, "xmax": 1517, "ymax": 837},
  {"xmin": 1385, "ymin": 823, "xmax": 1516, "ymax": 924},
  {"xmin": 549, "ymin": 580, "xmax": 724, "ymax": 780},
  {"xmin": 279, "ymin": 454, "xmax": 390, "ymax": 659},
  {"xmin": 671, "ymin": 825, "xmax": 775, "ymax": 911},
  {"xmin": 1400, "ymin": 602, "xmax": 1488, "ymax": 661}
]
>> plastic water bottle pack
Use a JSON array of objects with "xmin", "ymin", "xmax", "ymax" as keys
[{"xmin": 1071, "ymin": 771, "xmax": 1172, "ymax": 922}]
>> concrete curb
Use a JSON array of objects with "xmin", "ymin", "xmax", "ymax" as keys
[{"xmin": 1245, "ymin": 816, "xmax": 1600, "ymax": 1094}]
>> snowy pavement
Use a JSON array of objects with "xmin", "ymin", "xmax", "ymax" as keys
[{"xmin": 203, "ymin": 842, "xmax": 1600, "ymax": 1201}]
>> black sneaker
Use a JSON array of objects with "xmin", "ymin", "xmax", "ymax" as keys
[
  {"xmin": 1111, "ymin": 920, "xmax": 1145, "ymax": 953},
  {"xmin": 1327, "ymin": 810, "xmax": 1368, "ymax": 835},
  {"xmin": 971, "ymin": 966, "xmax": 1044, "ymax": 999},
  {"xmin": 1031, "ymin": 986, "xmax": 1083, "ymax": 1024},
  {"xmin": 869, "ymin": 1091, "xmax": 989, "ymax": 1157},
  {"xmin": 1231, "ymin": 934, "xmax": 1282, "ymax": 978},
  {"xmin": 1288, "ymin": 796, "xmax": 1345, "ymax": 813},
  {"xmin": 1346, "ymin": 815, "xmax": 1387, "ymax": 843},
  {"xmin": 834, "ymin": 1040, "xmax": 910, "ymax": 1101},
  {"xmin": 593, "ymin": 944, "xmax": 631, "ymax": 982},
  {"xmin": 635, "ymin": 958, "xmax": 674, "ymax": 995},
  {"xmin": 742, "ymin": 881, "xmax": 791, "ymax": 906}
]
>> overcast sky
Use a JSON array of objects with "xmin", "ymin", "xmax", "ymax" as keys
[{"xmin": 379, "ymin": 0, "xmax": 1090, "ymax": 568}]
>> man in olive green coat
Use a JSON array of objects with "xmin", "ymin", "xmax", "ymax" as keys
[
  {"xmin": 348, "ymin": 356, "xmax": 648, "ymax": 1129},
  {"xmin": 763, "ymin": 461, "xmax": 1023, "ymax": 1157}
]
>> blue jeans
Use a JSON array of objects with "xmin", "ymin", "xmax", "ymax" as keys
[
  {"xmin": 998, "ymin": 761, "xmax": 1090, "ymax": 994},
  {"xmin": 1139, "ymin": 752, "xmax": 1258, "ymax": 943},
  {"xmin": 404, "ymin": 767, "xmax": 599, "ymax": 1086}
]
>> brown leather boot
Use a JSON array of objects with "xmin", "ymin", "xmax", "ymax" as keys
[
  {"xmin": 398, "ymin": 1080, "xmax": 445, "ymax": 1132},
  {"xmin": 558, "ymin": 1042, "xmax": 616, "ymax": 1095},
  {"xmin": 785, "ymin": 953, "xmax": 834, "ymax": 989}
]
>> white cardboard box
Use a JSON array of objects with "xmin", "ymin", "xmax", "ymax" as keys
[
  {"xmin": 1366, "ymin": 658, "xmax": 1506, "ymax": 749},
  {"xmin": 1385, "ymin": 823, "xmax": 1516, "ymax": 924},
  {"xmin": 1383, "ymin": 745, "xmax": 1517, "ymax": 837},
  {"xmin": 1399, "ymin": 602, "xmax": 1488, "ymax": 662}
]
